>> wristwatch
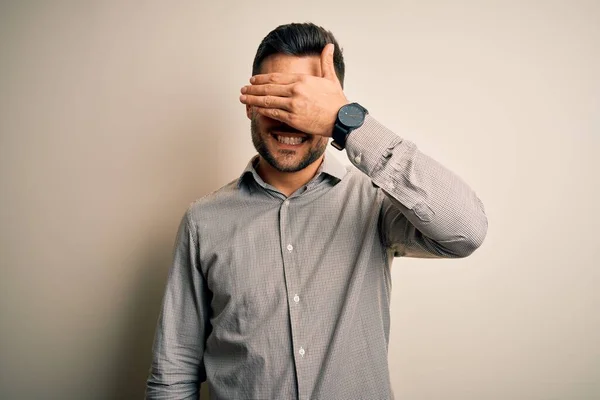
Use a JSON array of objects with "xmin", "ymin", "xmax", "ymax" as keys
[{"xmin": 331, "ymin": 102, "xmax": 368, "ymax": 150}]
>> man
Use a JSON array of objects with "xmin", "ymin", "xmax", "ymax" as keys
[{"xmin": 147, "ymin": 23, "xmax": 487, "ymax": 400}]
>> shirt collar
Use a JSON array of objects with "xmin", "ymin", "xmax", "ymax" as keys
[{"xmin": 237, "ymin": 151, "xmax": 348, "ymax": 189}]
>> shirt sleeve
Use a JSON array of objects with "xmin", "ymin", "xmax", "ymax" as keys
[
  {"xmin": 146, "ymin": 208, "xmax": 212, "ymax": 399},
  {"xmin": 345, "ymin": 115, "xmax": 488, "ymax": 258}
]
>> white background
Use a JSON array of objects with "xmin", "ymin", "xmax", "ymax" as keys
[{"xmin": 1, "ymin": 1, "xmax": 598, "ymax": 399}]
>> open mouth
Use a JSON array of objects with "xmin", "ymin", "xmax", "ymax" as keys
[{"xmin": 271, "ymin": 132, "xmax": 308, "ymax": 145}]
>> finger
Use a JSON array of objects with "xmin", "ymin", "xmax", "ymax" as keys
[
  {"xmin": 254, "ymin": 106, "xmax": 293, "ymax": 125},
  {"xmin": 241, "ymin": 83, "xmax": 293, "ymax": 97},
  {"xmin": 320, "ymin": 43, "xmax": 338, "ymax": 83},
  {"xmin": 239, "ymin": 94, "xmax": 292, "ymax": 111},
  {"xmin": 250, "ymin": 73, "xmax": 302, "ymax": 85}
]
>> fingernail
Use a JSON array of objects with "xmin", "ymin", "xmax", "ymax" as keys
[
  {"xmin": 241, "ymin": 86, "xmax": 247, "ymax": 94},
  {"xmin": 240, "ymin": 95, "xmax": 246, "ymax": 101},
  {"xmin": 250, "ymin": 76, "xmax": 256, "ymax": 83}
]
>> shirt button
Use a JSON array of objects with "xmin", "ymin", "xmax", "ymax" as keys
[
  {"xmin": 293, "ymin": 294, "xmax": 300, "ymax": 303},
  {"xmin": 299, "ymin": 347, "xmax": 305, "ymax": 357},
  {"xmin": 354, "ymin": 154, "xmax": 362, "ymax": 163},
  {"xmin": 287, "ymin": 244, "xmax": 293, "ymax": 252},
  {"xmin": 283, "ymin": 200, "xmax": 289, "ymax": 206}
]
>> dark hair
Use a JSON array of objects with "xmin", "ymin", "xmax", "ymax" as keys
[{"xmin": 252, "ymin": 22, "xmax": 345, "ymax": 87}]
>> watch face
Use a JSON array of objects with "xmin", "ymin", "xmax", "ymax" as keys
[{"xmin": 338, "ymin": 103, "xmax": 365, "ymax": 128}]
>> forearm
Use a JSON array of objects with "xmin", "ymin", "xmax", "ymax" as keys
[{"xmin": 345, "ymin": 115, "xmax": 488, "ymax": 257}]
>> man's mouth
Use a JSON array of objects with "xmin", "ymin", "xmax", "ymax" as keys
[{"xmin": 271, "ymin": 131, "xmax": 309, "ymax": 145}]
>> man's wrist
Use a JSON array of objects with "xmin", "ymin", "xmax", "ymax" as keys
[{"xmin": 331, "ymin": 103, "xmax": 368, "ymax": 150}]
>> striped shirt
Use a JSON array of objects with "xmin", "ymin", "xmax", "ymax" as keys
[{"xmin": 146, "ymin": 115, "xmax": 488, "ymax": 400}]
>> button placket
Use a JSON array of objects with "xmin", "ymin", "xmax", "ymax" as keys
[{"xmin": 279, "ymin": 198, "xmax": 308, "ymax": 394}]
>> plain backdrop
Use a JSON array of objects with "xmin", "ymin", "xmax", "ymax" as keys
[{"xmin": 1, "ymin": 1, "xmax": 598, "ymax": 399}]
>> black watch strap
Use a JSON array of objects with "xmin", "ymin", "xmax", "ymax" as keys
[{"xmin": 331, "ymin": 122, "xmax": 351, "ymax": 151}]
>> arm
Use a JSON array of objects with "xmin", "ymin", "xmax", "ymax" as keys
[
  {"xmin": 146, "ymin": 209, "xmax": 211, "ymax": 399},
  {"xmin": 237, "ymin": 43, "xmax": 487, "ymax": 257},
  {"xmin": 346, "ymin": 116, "xmax": 488, "ymax": 258}
]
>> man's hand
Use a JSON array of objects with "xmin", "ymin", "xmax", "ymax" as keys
[{"xmin": 239, "ymin": 43, "xmax": 349, "ymax": 137}]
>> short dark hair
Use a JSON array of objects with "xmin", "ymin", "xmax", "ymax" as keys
[{"xmin": 252, "ymin": 22, "xmax": 345, "ymax": 87}]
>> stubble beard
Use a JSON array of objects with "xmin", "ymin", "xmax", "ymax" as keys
[{"xmin": 251, "ymin": 116, "xmax": 327, "ymax": 173}]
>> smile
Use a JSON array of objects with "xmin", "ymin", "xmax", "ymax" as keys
[{"xmin": 272, "ymin": 132, "xmax": 308, "ymax": 145}]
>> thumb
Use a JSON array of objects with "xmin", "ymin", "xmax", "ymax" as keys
[{"xmin": 320, "ymin": 43, "xmax": 339, "ymax": 83}]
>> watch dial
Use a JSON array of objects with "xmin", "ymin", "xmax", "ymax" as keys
[{"xmin": 338, "ymin": 104, "xmax": 365, "ymax": 128}]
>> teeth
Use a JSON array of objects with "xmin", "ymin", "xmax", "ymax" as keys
[{"xmin": 277, "ymin": 135, "xmax": 304, "ymax": 145}]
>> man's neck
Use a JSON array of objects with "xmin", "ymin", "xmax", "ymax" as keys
[{"xmin": 256, "ymin": 155, "xmax": 324, "ymax": 197}]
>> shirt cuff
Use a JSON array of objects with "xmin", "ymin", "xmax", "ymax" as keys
[{"xmin": 345, "ymin": 114, "xmax": 411, "ymax": 178}]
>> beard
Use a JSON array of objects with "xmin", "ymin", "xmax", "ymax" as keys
[{"xmin": 251, "ymin": 115, "xmax": 327, "ymax": 173}]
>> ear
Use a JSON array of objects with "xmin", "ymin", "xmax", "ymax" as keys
[{"xmin": 245, "ymin": 104, "xmax": 252, "ymax": 120}]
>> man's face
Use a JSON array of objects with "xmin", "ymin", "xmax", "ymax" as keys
[{"xmin": 248, "ymin": 54, "xmax": 328, "ymax": 173}]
